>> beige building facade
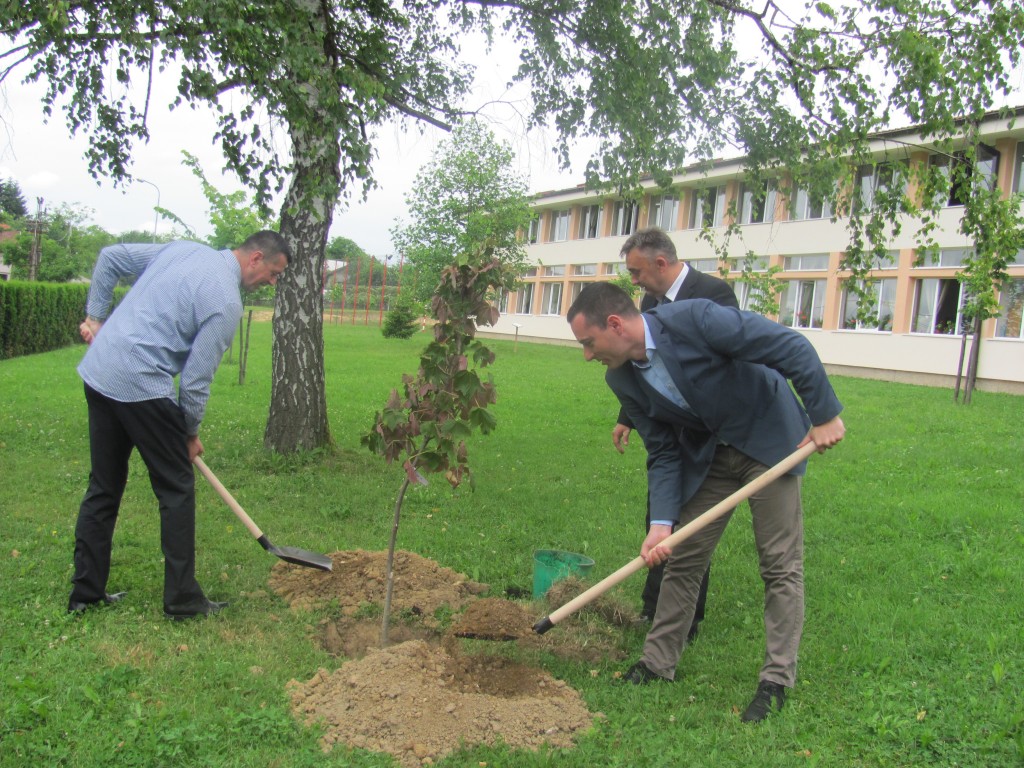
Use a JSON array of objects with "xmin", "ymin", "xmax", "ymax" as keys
[{"xmin": 487, "ymin": 110, "xmax": 1024, "ymax": 394}]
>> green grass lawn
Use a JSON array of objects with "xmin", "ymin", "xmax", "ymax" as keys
[{"xmin": 1, "ymin": 321, "xmax": 1021, "ymax": 767}]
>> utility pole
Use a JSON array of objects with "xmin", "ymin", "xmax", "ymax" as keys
[
  {"xmin": 28, "ymin": 197, "xmax": 44, "ymax": 281},
  {"xmin": 136, "ymin": 178, "xmax": 160, "ymax": 242}
]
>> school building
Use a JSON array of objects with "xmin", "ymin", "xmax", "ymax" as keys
[{"xmin": 486, "ymin": 108, "xmax": 1024, "ymax": 394}]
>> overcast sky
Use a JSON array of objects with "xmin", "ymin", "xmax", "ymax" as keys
[{"xmin": 0, "ymin": 35, "xmax": 588, "ymax": 257}]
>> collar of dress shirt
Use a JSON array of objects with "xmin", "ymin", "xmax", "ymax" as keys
[
  {"xmin": 633, "ymin": 316, "xmax": 656, "ymax": 370},
  {"xmin": 662, "ymin": 261, "xmax": 690, "ymax": 302}
]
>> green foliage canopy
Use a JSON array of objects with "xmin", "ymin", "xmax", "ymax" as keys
[
  {"xmin": 392, "ymin": 120, "xmax": 533, "ymax": 304},
  {"xmin": 0, "ymin": 178, "xmax": 28, "ymax": 218}
]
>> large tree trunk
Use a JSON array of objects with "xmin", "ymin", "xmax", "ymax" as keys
[{"xmin": 264, "ymin": 122, "xmax": 340, "ymax": 453}]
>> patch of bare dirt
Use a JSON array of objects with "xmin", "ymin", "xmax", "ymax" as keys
[
  {"xmin": 450, "ymin": 596, "xmax": 535, "ymax": 640},
  {"xmin": 268, "ymin": 549, "xmax": 488, "ymax": 620},
  {"xmin": 276, "ymin": 550, "xmax": 637, "ymax": 765},
  {"xmin": 289, "ymin": 640, "xmax": 595, "ymax": 767}
]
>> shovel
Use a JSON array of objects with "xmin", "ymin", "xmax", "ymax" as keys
[
  {"xmin": 533, "ymin": 442, "xmax": 817, "ymax": 634},
  {"xmin": 193, "ymin": 456, "xmax": 333, "ymax": 572}
]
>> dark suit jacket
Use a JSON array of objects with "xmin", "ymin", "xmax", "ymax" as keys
[
  {"xmin": 617, "ymin": 267, "xmax": 738, "ymax": 428},
  {"xmin": 606, "ymin": 299, "xmax": 844, "ymax": 523}
]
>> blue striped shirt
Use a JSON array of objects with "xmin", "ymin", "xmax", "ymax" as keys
[{"xmin": 78, "ymin": 241, "xmax": 243, "ymax": 435}]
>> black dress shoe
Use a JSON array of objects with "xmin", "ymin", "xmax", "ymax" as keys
[
  {"xmin": 164, "ymin": 598, "xmax": 228, "ymax": 621},
  {"xmin": 620, "ymin": 660, "xmax": 674, "ymax": 685},
  {"xmin": 741, "ymin": 680, "xmax": 787, "ymax": 722},
  {"xmin": 67, "ymin": 591, "xmax": 127, "ymax": 614}
]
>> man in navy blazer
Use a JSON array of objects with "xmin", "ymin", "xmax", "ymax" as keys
[
  {"xmin": 613, "ymin": 228, "xmax": 739, "ymax": 633},
  {"xmin": 568, "ymin": 281, "xmax": 845, "ymax": 722}
]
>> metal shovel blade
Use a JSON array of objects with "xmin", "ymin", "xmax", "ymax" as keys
[
  {"xmin": 193, "ymin": 456, "xmax": 334, "ymax": 572},
  {"xmin": 257, "ymin": 535, "xmax": 334, "ymax": 571}
]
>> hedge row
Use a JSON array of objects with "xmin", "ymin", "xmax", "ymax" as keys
[{"xmin": 0, "ymin": 281, "xmax": 90, "ymax": 360}]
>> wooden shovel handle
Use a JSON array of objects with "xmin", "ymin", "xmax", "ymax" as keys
[
  {"xmin": 193, "ymin": 456, "xmax": 264, "ymax": 540},
  {"xmin": 540, "ymin": 441, "xmax": 818, "ymax": 630}
]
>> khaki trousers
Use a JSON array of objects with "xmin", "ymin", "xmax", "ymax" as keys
[{"xmin": 641, "ymin": 445, "xmax": 805, "ymax": 687}]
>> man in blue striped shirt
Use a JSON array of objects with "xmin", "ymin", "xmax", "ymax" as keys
[{"xmin": 69, "ymin": 231, "xmax": 291, "ymax": 620}]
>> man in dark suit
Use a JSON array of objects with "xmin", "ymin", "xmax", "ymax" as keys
[
  {"xmin": 568, "ymin": 282, "xmax": 844, "ymax": 722},
  {"xmin": 614, "ymin": 228, "xmax": 738, "ymax": 635}
]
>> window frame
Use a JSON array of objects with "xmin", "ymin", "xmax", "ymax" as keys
[
  {"xmin": 540, "ymin": 282, "xmax": 564, "ymax": 315},
  {"xmin": 577, "ymin": 203, "xmax": 603, "ymax": 240},
  {"xmin": 549, "ymin": 209, "xmax": 571, "ymax": 242},
  {"xmin": 840, "ymin": 278, "xmax": 897, "ymax": 331},
  {"xmin": 688, "ymin": 185, "xmax": 726, "ymax": 229},
  {"xmin": 648, "ymin": 193, "xmax": 680, "ymax": 231},
  {"xmin": 790, "ymin": 185, "xmax": 834, "ymax": 220},
  {"xmin": 995, "ymin": 277, "xmax": 1024, "ymax": 339},
  {"xmin": 612, "ymin": 200, "xmax": 640, "ymax": 237},
  {"xmin": 515, "ymin": 282, "xmax": 535, "ymax": 314},
  {"xmin": 739, "ymin": 179, "xmax": 778, "ymax": 225},
  {"xmin": 853, "ymin": 161, "xmax": 908, "ymax": 213},
  {"xmin": 911, "ymin": 277, "xmax": 968, "ymax": 335},
  {"xmin": 779, "ymin": 279, "xmax": 827, "ymax": 329}
]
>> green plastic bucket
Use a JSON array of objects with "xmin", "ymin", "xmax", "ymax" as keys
[{"xmin": 532, "ymin": 549, "xmax": 595, "ymax": 599}]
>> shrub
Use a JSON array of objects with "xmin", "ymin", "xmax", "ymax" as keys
[{"xmin": 381, "ymin": 297, "xmax": 420, "ymax": 339}]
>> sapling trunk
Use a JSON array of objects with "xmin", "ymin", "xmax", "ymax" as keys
[{"xmin": 381, "ymin": 475, "xmax": 412, "ymax": 646}]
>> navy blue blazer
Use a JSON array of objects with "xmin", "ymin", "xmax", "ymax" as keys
[
  {"xmin": 606, "ymin": 299, "xmax": 844, "ymax": 523},
  {"xmin": 617, "ymin": 268, "xmax": 737, "ymax": 429}
]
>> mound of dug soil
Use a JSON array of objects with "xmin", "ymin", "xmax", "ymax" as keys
[
  {"xmin": 272, "ymin": 550, "xmax": 632, "ymax": 765},
  {"xmin": 288, "ymin": 640, "xmax": 594, "ymax": 767},
  {"xmin": 268, "ymin": 549, "xmax": 488, "ymax": 620}
]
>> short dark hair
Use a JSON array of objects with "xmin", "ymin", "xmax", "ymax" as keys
[
  {"xmin": 566, "ymin": 282, "xmax": 639, "ymax": 328},
  {"xmin": 620, "ymin": 227, "xmax": 678, "ymax": 264},
  {"xmin": 240, "ymin": 230, "xmax": 292, "ymax": 263}
]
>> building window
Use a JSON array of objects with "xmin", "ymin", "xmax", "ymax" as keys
[
  {"xmin": 928, "ymin": 143, "xmax": 1000, "ymax": 207},
  {"xmin": 996, "ymin": 278, "xmax": 1024, "ymax": 339},
  {"xmin": 611, "ymin": 200, "xmax": 640, "ymax": 236},
  {"xmin": 572, "ymin": 263, "xmax": 597, "ymax": 276},
  {"xmin": 1015, "ymin": 142, "xmax": 1024, "ymax": 194},
  {"xmin": 784, "ymin": 253, "xmax": 830, "ymax": 271},
  {"xmin": 912, "ymin": 278, "xmax": 967, "ymax": 334},
  {"xmin": 570, "ymin": 281, "xmax": 588, "ymax": 304},
  {"xmin": 549, "ymin": 209, "xmax": 571, "ymax": 242},
  {"xmin": 648, "ymin": 193, "xmax": 680, "ymax": 231},
  {"xmin": 540, "ymin": 282, "xmax": 563, "ymax": 315},
  {"xmin": 730, "ymin": 280, "xmax": 774, "ymax": 314},
  {"xmin": 526, "ymin": 217, "xmax": 541, "ymax": 244},
  {"xmin": 515, "ymin": 283, "xmax": 535, "ymax": 314},
  {"xmin": 841, "ymin": 279, "xmax": 897, "ymax": 331},
  {"xmin": 688, "ymin": 186, "xmax": 726, "ymax": 228},
  {"xmin": 688, "ymin": 258, "xmax": 718, "ymax": 273},
  {"xmin": 732, "ymin": 281, "xmax": 754, "ymax": 311},
  {"xmin": 603, "ymin": 262, "xmax": 621, "ymax": 276},
  {"xmin": 915, "ymin": 247, "xmax": 971, "ymax": 268},
  {"xmin": 496, "ymin": 289, "xmax": 510, "ymax": 314},
  {"xmin": 790, "ymin": 186, "xmax": 833, "ymax": 221},
  {"xmin": 727, "ymin": 254, "xmax": 770, "ymax": 273},
  {"xmin": 780, "ymin": 279, "xmax": 827, "ymax": 329},
  {"xmin": 578, "ymin": 204, "xmax": 603, "ymax": 239},
  {"xmin": 739, "ymin": 180, "xmax": 778, "ymax": 225},
  {"xmin": 872, "ymin": 250, "xmax": 899, "ymax": 269},
  {"xmin": 852, "ymin": 162, "xmax": 907, "ymax": 213},
  {"xmin": 542, "ymin": 265, "xmax": 565, "ymax": 277}
]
